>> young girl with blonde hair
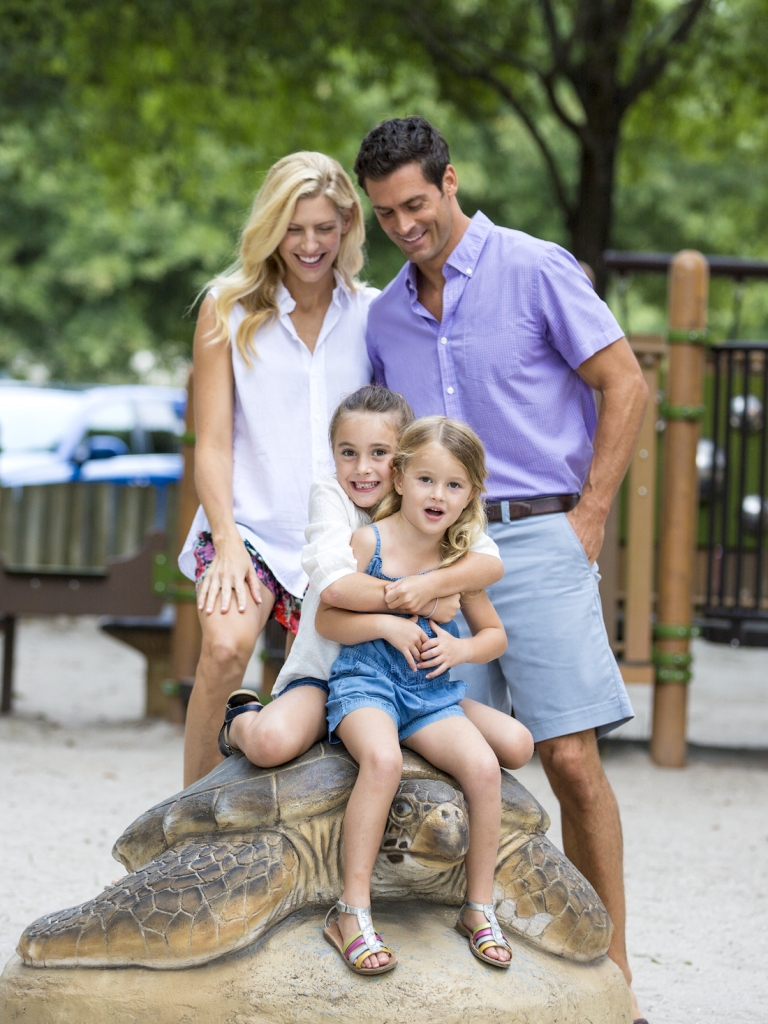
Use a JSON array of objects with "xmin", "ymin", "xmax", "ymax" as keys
[
  {"xmin": 221, "ymin": 388, "xmax": 527, "ymax": 774},
  {"xmin": 317, "ymin": 416, "xmax": 533, "ymax": 975},
  {"xmin": 177, "ymin": 151, "xmax": 377, "ymax": 785}
]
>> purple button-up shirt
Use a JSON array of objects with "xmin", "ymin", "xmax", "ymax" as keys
[{"xmin": 366, "ymin": 212, "xmax": 624, "ymax": 501}]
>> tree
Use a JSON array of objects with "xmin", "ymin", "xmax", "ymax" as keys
[{"xmin": 344, "ymin": 0, "xmax": 710, "ymax": 293}]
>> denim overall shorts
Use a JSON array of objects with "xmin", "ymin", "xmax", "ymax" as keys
[{"xmin": 326, "ymin": 524, "xmax": 468, "ymax": 743}]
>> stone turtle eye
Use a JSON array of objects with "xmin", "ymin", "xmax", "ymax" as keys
[{"xmin": 392, "ymin": 799, "xmax": 412, "ymax": 818}]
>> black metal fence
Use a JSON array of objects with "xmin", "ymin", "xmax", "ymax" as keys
[{"xmin": 702, "ymin": 342, "xmax": 768, "ymax": 644}]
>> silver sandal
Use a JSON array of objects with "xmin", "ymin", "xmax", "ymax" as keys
[
  {"xmin": 455, "ymin": 900, "xmax": 512, "ymax": 968},
  {"xmin": 323, "ymin": 899, "xmax": 397, "ymax": 975}
]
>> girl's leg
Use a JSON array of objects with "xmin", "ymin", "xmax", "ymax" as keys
[
  {"xmin": 460, "ymin": 698, "xmax": 534, "ymax": 770},
  {"xmin": 403, "ymin": 715, "xmax": 511, "ymax": 963},
  {"xmin": 334, "ymin": 708, "xmax": 403, "ymax": 969},
  {"xmin": 230, "ymin": 684, "xmax": 327, "ymax": 767},
  {"xmin": 183, "ymin": 582, "xmax": 275, "ymax": 786}
]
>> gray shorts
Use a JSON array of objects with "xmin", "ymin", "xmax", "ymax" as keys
[{"xmin": 456, "ymin": 512, "xmax": 633, "ymax": 744}]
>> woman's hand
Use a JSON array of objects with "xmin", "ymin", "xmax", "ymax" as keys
[
  {"xmin": 197, "ymin": 536, "xmax": 262, "ymax": 615},
  {"xmin": 381, "ymin": 615, "xmax": 429, "ymax": 672},
  {"xmin": 417, "ymin": 622, "xmax": 469, "ymax": 679},
  {"xmin": 383, "ymin": 575, "xmax": 436, "ymax": 615}
]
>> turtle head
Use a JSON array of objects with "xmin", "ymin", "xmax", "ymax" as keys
[{"xmin": 381, "ymin": 780, "xmax": 469, "ymax": 868}]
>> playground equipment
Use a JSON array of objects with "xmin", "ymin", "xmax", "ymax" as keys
[{"xmin": 605, "ymin": 249, "xmax": 768, "ymax": 767}]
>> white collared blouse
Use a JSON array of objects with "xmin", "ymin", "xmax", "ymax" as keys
[{"xmin": 178, "ymin": 275, "xmax": 378, "ymax": 596}]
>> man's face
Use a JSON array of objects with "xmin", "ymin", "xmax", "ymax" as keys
[{"xmin": 365, "ymin": 162, "xmax": 457, "ymax": 265}]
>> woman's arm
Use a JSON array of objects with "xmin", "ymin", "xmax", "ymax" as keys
[
  {"xmin": 417, "ymin": 591, "xmax": 507, "ymax": 679},
  {"xmin": 193, "ymin": 295, "xmax": 261, "ymax": 615}
]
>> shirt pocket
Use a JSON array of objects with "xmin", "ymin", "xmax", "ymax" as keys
[{"xmin": 455, "ymin": 326, "xmax": 522, "ymax": 383}]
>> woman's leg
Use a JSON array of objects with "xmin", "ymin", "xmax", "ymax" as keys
[
  {"xmin": 334, "ymin": 708, "xmax": 403, "ymax": 969},
  {"xmin": 183, "ymin": 581, "xmax": 275, "ymax": 786},
  {"xmin": 403, "ymin": 715, "xmax": 510, "ymax": 963},
  {"xmin": 230, "ymin": 684, "xmax": 327, "ymax": 767},
  {"xmin": 460, "ymin": 698, "xmax": 534, "ymax": 770}
]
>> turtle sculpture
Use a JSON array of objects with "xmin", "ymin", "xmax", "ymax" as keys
[{"xmin": 18, "ymin": 742, "xmax": 611, "ymax": 970}]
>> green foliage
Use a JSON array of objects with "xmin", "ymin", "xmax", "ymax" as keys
[{"xmin": 1, "ymin": 0, "xmax": 767, "ymax": 382}]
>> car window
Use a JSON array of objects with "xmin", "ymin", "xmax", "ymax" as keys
[
  {"xmin": 84, "ymin": 401, "xmax": 138, "ymax": 452},
  {"xmin": 136, "ymin": 399, "xmax": 184, "ymax": 454},
  {"xmin": 0, "ymin": 389, "xmax": 82, "ymax": 453}
]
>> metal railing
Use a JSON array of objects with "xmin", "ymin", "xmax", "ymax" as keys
[{"xmin": 703, "ymin": 342, "xmax": 768, "ymax": 644}]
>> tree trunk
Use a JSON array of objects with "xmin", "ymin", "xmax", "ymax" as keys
[{"xmin": 567, "ymin": 129, "xmax": 619, "ymax": 297}]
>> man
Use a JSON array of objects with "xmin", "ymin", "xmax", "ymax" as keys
[{"xmin": 355, "ymin": 116, "xmax": 649, "ymax": 1022}]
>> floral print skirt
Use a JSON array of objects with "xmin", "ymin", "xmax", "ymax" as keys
[{"xmin": 192, "ymin": 531, "xmax": 302, "ymax": 635}]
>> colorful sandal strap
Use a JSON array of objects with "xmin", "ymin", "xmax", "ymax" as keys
[
  {"xmin": 325, "ymin": 900, "xmax": 385, "ymax": 956},
  {"xmin": 343, "ymin": 931, "xmax": 391, "ymax": 969},
  {"xmin": 462, "ymin": 901, "xmax": 510, "ymax": 950}
]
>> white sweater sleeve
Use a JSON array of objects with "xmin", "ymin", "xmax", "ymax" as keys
[
  {"xmin": 301, "ymin": 476, "xmax": 359, "ymax": 594},
  {"xmin": 469, "ymin": 530, "xmax": 500, "ymax": 558}
]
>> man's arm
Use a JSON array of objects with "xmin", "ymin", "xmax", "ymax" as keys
[{"xmin": 570, "ymin": 337, "xmax": 649, "ymax": 562}]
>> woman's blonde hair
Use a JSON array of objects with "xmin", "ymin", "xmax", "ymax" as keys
[
  {"xmin": 206, "ymin": 152, "xmax": 365, "ymax": 364},
  {"xmin": 374, "ymin": 416, "xmax": 488, "ymax": 567}
]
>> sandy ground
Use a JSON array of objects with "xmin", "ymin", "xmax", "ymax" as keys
[{"xmin": 1, "ymin": 616, "xmax": 767, "ymax": 1023}]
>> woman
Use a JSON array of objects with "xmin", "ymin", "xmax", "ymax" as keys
[{"xmin": 178, "ymin": 152, "xmax": 377, "ymax": 785}]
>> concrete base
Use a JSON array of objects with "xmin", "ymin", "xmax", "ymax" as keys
[{"xmin": 1, "ymin": 902, "xmax": 631, "ymax": 1024}]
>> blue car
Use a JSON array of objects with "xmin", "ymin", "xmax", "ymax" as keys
[{"xmin": 0, "ymin": 382, "xmax": 187, "ymax": 487}]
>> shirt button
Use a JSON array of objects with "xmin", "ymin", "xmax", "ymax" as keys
[
  {"xmin": 440, "ymin": 337, "xmax": 448, "ymax": 345},
  {"xmin": 466, "ymin": 268, "xmax": 473, "ymax": 275},
  {"xmin": 446, "ymin": 387, "xmax": 455, "ymax": 395}
]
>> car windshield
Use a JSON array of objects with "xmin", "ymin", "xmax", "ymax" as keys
[{"xmin": 0, "ymin": 389, "xmax": 82, "ymax": 453}]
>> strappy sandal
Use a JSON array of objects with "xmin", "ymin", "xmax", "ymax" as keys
[
  {"xmin": 217, "ymin": 689, "xmax": 262, "ymax": 757},
  {"xmin": 323, "ymin": 899, "xmax": 397, "ymax": 975},
  {"xmin": 455, "ymin": 900, "xmax": 513, "ymax": 968}
]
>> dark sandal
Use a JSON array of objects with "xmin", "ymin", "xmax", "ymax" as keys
[
  {"xmin": 323, "ymin": 899, "xmax": 397, "ymax": 975},
  {"xmin": 455, "ymin": 900, "xmax": 512, "ymax": 968},
  {"xmin": 217, "ymin": 689, "xmax": 263, "ymax": 757}
]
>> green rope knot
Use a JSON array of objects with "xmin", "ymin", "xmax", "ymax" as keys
[
  {"xmin": 667, "ymin": 328, "xmax": 709, "ymax": 346},
  {"xmin": 653, "ymin": 649, "xmax": 693, "ymax": 668},
  {"xmin": 659, "ymin": 400, "xmax": 706, "ymax": 422},
  {"xmin": 656, "ymin": 667, "xmax": 692, "ymax": 684},
  {"xmin": 653, "ymin": 623, "xmax": 701, "ymax": 639}
]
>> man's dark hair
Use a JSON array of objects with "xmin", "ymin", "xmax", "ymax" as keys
[{"xmin": 354, "ymin": 116, "xmax": 450, "ymax": 194}]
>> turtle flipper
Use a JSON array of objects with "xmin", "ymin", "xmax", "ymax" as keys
[
  {"xmin": 493, "ymin": 833, "xmax": 612, "ymax": 962},
  {"xmin": 18, "ymin": 832, "xmax": 300, "ymax": 969}
]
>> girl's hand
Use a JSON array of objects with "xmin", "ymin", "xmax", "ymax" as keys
[
  {"xmin": 432, "ymin": 593, "xmax": 462, "ymax": 623},
  {"xmin": 197, "ymin": 537, "xmax": 262, "ymax": 615},
  {"xmin": 383, "ymin": 575, "xmax": 436, "ymax": 615},
  {"xmin": 382, "ymin": 615, "xmax": 429, "ymax": 672},
  {"xmin": 417, "ymin": 621, "xmax": 468, "ymax": 679}
]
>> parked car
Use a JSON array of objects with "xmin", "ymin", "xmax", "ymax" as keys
[{"xmin": 0, "ymin": 382, "xmax": 186, "ymax": 487}]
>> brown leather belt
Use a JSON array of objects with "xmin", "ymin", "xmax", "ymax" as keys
[{"xmin": 485, "ymin": 493, "xmax": 579, "ymax": 523}]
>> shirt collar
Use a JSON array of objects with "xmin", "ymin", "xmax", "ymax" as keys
[
  {"xmin": 277, "ymin": 270, "xmax": 353, "ymax": 315},
  {"xmin": 404, "ymin": 210, "xmax": 493, "ymax": 294}
]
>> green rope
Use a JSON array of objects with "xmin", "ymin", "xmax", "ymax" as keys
[
  {"xmin": 659, "ymin": 400, "xmax": 706, "ymax": 422},
  {"xmin": 667, "ymin": 329, "xmax": 709, "ymax": 346},
  {"xmin": 653, "ymin": 623, "xmax": 702, "ymax": 639}
]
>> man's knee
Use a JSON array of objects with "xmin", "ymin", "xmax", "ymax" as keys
[{"xmin": 537, "ymin": 732, "xmax": 604, "ymax": 803}]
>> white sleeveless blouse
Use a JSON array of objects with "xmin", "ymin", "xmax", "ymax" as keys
[{"xmin": 178, "ymin": 275, "xmax": 378, "ymax": 597}]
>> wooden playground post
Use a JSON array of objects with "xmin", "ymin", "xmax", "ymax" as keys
[
  {"xmin": 169, "ymin": 370, "xmax": 203, "ymax": 712},
  {"xmin": 650, "ymin": 251, "xmax": 709, "ymax": 767}
]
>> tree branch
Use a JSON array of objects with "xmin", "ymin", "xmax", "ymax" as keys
[
  {"xmin": 405, "ymin": 14, "xmax": 576, "ymax": 222},
  {"xmin": 620, "ymin": 0, "xmax": 709, "ymax": 109}
]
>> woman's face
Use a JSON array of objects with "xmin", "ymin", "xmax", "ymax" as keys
[
  {"xmin": 395, "ymin": 442, "xmax": 476, "ymax": 536},
  {"xmin": 278, "ymin": 194, "xmax": 350, "ymax": 287},
  {"xmin": 333, "ymin": 412, "xmax": 399, "ymax": 510}
]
